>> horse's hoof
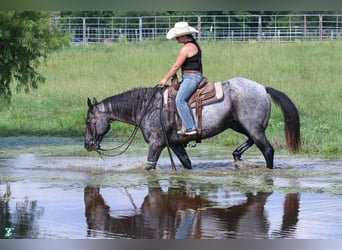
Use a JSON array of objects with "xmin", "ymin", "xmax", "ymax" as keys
[
  {"xmin": 233, "ymin": 155, "xmax": 242, "ymax": 162},
  {"xmin": 145, "ymin": 166, "xmax": 156, "ymax": 171},
  {"xmin": 144, "ymin": 161, "xmax": 157, "ymax": 170}
]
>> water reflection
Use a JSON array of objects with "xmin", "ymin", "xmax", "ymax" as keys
[
  {"xmin": 84, "ymin": 178, "xmax": 300, "ymax": 239},
  {"xmin": 0, "ymin": 184, "xmax": 43, "ymax": 239}
]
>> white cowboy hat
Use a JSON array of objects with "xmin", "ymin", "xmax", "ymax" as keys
[{"xmin": 166, "ymin": 21, "xmax": 198, "ymax": 39}]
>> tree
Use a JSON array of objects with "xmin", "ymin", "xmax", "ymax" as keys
[{"xmin": 0, "ymin": 11, "xmax": 70, "ymax": 106}]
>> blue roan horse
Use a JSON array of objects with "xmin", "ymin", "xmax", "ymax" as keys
[{"xmin": 84, "ymin": 77, "xmax": 300, "ymax": 170}]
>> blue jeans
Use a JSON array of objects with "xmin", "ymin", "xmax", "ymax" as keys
[{"xmin": 176, "ymin": 73, "xmax": 202, "ymax": 131}]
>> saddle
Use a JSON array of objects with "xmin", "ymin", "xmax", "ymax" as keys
[{"xmin": 163, "ymin": 77, "xmax": 224, "ymax": 142}]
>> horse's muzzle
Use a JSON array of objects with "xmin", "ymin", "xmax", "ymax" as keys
[{"xmin": 84, "ymin": 140, "xmax": 100, "ymax": 152}]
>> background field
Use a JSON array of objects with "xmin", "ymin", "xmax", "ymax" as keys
[{"xmin": 0, "ymin": 41, "xmax": 341, "ymax": 158}]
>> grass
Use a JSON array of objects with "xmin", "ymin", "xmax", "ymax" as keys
[{"xmin": 0, "ymin": 40, "xmax": 341, "ymax": 158}]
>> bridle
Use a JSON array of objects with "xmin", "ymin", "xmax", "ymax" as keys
[{"xmin": 89, "ymin": 118, "xmax": 101, "ymax": 152}]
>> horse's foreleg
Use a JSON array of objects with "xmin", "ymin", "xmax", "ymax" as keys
[
  {"xmin": 146, "ymin": 143, "xmax": 163, "ymax": 170},
  {"xmin": 171, "ymin": 144, "xmax": 192, "ymax": 169},
  {"xmin": 233, "ymin": 138, "xmax": 254, "ymax": 161}
]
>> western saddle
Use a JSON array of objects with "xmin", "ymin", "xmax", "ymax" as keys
[{"xmin": 163, "ymin": 75, "xmax": 223, "ymax": 142}]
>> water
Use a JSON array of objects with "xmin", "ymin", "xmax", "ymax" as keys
[{"xmin": 0, "ymin": 137, "xmax": 342, "ymax": 239}]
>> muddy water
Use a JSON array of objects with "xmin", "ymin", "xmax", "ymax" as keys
[{"xmin": 0, "ymin": 137, "xmax": 342, "ymax": 239}]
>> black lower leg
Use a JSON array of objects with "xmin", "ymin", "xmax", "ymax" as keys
[
  {"xmin": 233, "ymin": 138, "xmax": 254, "ymax": 161},
  {"xmin": 172, "ymin": 145, "xmax": 192, "ymax": 169},
  {"xmin": 264, "ymin": 146, "xmax": 274, "ymax": 169},
  {"xmin": 254, "ymin": 138, "xmax": 274, "ymax": 169}
]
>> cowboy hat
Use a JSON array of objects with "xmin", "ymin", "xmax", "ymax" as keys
[{"xmin": 166, "ymin": 21, "xmax": 198, "ymax": 39}]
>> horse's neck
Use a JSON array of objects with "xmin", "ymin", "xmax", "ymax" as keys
[
  {"xmin": 103, "ymin": 88, "xmax": 153, "ymax": 126},
  {"xmin": 103, "ymin": 100, "xmax": 138, "ymax": 126}
]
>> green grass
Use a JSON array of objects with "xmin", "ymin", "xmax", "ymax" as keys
[{"xmin": 0, "ymin": 40, "xmax": 341, "ymax": 158}]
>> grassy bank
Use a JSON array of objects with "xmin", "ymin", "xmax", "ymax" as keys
[{"xmin": 0, "ymin": 41, "xmax": 341, "ymax": 158}]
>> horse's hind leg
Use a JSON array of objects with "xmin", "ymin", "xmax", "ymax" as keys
[
  {"xmin": 251, "ymin": 133, "xmax": 274, "ymax": 169},
  {"xmin": 171, "ymin": 144, "xmax": 192, "ymax": 169},
  {"xmin": 233, "ymin": 138, "xmax": 254, "ymax": 161}
]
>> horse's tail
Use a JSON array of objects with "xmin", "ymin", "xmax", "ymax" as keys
[{"xmin": 266, "ymin": 87, "xmax": 301, "ymax": 153}]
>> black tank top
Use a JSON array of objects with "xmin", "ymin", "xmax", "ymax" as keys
[{"xmin": 181, "ymin": 41, "xmax": 202, "ymax": 73}]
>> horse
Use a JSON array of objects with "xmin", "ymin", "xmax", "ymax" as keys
[{"xmin": 84, "ymin": 77, "xmax": 300, "ymax": 170}]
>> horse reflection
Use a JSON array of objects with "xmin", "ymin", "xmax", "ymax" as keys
[
  {"xmin": 202, "ymin": 192, "xmax": 299, "ymax": 238},
  {"xmin": 84, "ymin": 183, "xmax": 299, "ymax": 239}
]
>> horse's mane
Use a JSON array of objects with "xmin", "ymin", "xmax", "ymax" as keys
[{"xmin": 101, "ymin": 87, "xmax": 155, "ymax": 115}]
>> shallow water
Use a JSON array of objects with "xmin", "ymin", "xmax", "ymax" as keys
[{"xmin": 0, "ymin": 137, "xmax": 341, "ymax": 239}]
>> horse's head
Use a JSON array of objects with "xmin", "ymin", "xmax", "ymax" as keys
[{"xmin": 84, "ymin": 97, "xmax": 111, "ymax": 152}]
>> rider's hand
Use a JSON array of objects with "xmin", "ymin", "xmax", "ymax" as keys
[{"xmin": 159, "ymin": 78, "xmax": 167, "ymax": 88}]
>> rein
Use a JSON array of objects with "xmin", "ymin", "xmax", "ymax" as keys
[
  {"xmin": 96, "ymin": 85, "xmax": 177, "ymax": 171},
  {"xmin": 159, "ymin": 87, "xmax": 177, "ymax": 171},
  {"xmin": 95, "ymin": 126, "xmax": 139, "ymax": 157}
]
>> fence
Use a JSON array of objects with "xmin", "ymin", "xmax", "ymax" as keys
[{"xmin": 51, "ymin": 14, "xmax": 342, "ymax": 44}]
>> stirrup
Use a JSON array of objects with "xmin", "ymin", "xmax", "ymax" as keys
[{"xmin": 177, "ymin": 129, "xmax": 197, "ymax": 136}]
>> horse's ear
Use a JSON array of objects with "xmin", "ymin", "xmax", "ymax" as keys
[
  {"xmin": 87, "ymin": 98, "xmax": 93, "ymax": 109},
  {"xmin": 93, "ymin": 97, "xmax": 98, "ymax": 105}
]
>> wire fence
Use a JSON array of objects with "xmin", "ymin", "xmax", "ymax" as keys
[{"xmin": 51, "ymin": 14, "xmax": 342, "ymax": 44}]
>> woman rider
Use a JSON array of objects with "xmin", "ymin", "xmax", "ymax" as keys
[{"xmin": 159, "ymin": 22, "xmax": 203, "ymax": 136}]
